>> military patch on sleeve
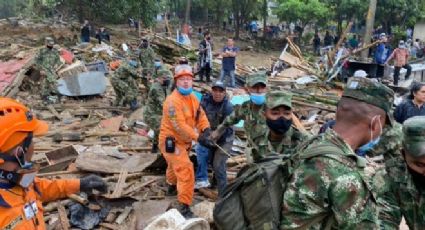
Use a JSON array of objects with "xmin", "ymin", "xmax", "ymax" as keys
[
  {"xmin": 4, "ymin": 215, "xmax": 23, "ymax": 230},
  {"xmin": 348, "ymin": 81, "xmax": 359, "ymax": 89},
  {"xmin": 168, "ymin": 103, "xmax": 176, "ymax": 118}
]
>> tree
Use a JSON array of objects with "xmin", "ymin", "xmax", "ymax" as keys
[
  {"xmin": 276, "ymin": 0, "xmax": 330, "ymax": 39},
  {"xmin": 324, "ymin": 0, "xmax": 367, "ymax": 35},
  {"xmin": 375, "ymin": 0, "xmax": 423, "ymax": 33},
  {"xmin": 231, "ymin": 0, "xmax": 261, "ymax": 39}
]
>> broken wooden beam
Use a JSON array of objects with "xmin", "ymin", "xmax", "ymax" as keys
[
  {"xmin": 57, "ymin": 202, "xmax": 70, "ymax": 230},
  {"xmin": 115, "ymin": 207, "xmax": 132, "ymax": 225}
]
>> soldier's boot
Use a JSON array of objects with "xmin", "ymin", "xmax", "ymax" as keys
[
  {"xmin": 151, "ymin": 144, "xmax": 159, "ymax": 154},
  {"xmin": 166, "ymin": 184, "xmax": 177, "ymax": 196},
  {"xmin": 176, "ymin": 203, "xmax": 195, "ymax": 219}
]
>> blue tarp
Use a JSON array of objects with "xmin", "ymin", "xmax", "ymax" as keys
[
  {"xmin": 192, "ymin": 91, "xmax": 249, "ymax": 128},
  {"xmin": 230, "ymin": 95, "xmax": 250, "ymax": 128}
]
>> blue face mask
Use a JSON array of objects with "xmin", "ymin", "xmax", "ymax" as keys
[
  {"xmin": 356, "ymin": 115, "xmax": 383, "ymax": 156},
  {"xmin": 250, "ymin": 93, "xmax": 266, "ymax": 105},
  {"xmin": 177, "ymin": 86, "xmax": 193, "ymax": 96},
  {"xmin": 357, "ymin": 137, "xmax": 381, "ymax": 156},
  {"xmin": 154, "ymin": 61, "xmax": 161, "ymax": 67}
]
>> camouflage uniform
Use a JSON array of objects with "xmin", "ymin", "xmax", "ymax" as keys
[
  {"xmin": 110, "ymin": 62, "xmax": 139, "ymax": 106},
  {"xmin": 143, "ymin": 69, "xmax": 172, "ymax": 147},
  {"xmin": 251, "ymin": 91, "xmax": 309, "ymax": 162},
  {"xmin": 139, "ymin": 45, "xmax": 156, "ymax": 89},
  {"xmin": 215, "ymin": 73, "xmax": 268, "ymax": 162},
  {"xmin": 281, "ymin": 77, "xmax": 395, "ymax": 229},
  {"xmin": 34, "ymin": 39, "xmax": 62, "ymax": 98},
  {"xmin": 378, "ymin": 116, "xmax": 425, "ymax": 230}
]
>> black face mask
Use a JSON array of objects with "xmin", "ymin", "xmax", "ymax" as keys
[
  {"xmin": 266, "ymin": 117, "xmax": 292, "ymax": 135},
  {"xmin": 407, "ymin": 164, "xmax": 425, "ymax": 191},
  {"xmin": 162, "ymin": 79, "xmax": 170, "ymax": 87},
  {"xmin": 142, "ymin": 43, "xmax": 148, "ymax": 48}
]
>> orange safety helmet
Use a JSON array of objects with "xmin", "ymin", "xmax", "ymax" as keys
[
  {"xmin": 0, "ymin": 97, "xmax": 48, "ymax": 154},
  {"xmin": 174, "ymin": 64, "xmax": 194, "ymax": 79}
]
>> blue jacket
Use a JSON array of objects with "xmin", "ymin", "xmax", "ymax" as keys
[
  {"xmin": 201, "ymin": 93, "xmax": 234, "ymax": 144},
  {"xmin": 374, "ymin": 43, "xmax": 391, "ymax": 64},
  {"xmin": 394, "ymin": 99, "xmax": 425, "ymax": 124}
]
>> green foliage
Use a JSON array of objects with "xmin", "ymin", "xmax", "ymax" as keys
[
  {"xmin": 391, "ymin": 26, "xmax": 406, "ymax": 46},
  {"xmin": 376, "ymin": 0, "xmax": 422, "ymax": 28},
  {"xmin": 275, "ymin": 0, "xmax": 330, "ymax": 29}
]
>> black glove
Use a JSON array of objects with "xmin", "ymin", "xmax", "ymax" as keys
[
  {"xmin": 80, "ymin": 175, "xmax": 108, "ymax": 194},
  {"xmin": 197, "ymin": 128, "xmax": 215, "ymax": 148}
]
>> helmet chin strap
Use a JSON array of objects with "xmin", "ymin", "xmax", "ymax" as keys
[
  {"xmin": 0, "ymin": 133, "xmax": 37, "ymax": 188},
  {"xmin": 0, "ymin": 132, "xmax": 33, "ymax": 168}
]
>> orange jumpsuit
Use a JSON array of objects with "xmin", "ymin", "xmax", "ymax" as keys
[
  {"xmin": 0, "ymin": 177, "xmax": 80, "ymax": 230},
  {"xmin": 159, "ymin": 90, "xmax": 210, "ymax": 205}
]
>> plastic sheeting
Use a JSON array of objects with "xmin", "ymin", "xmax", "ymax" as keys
[{"xmin": 0, "ymin": 57, "xmax": 31, "ymax": 94}]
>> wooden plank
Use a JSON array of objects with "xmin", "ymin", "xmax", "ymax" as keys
[
  {"xmin": 115, "ymin": 207, "xmax": 132, "ymax": 225},
  {"xmin": 109, "ymin": 169, "xmax": 128, "ymax": 198},
  {"xmin": 122, "ymin": 178, "xmax": 157, "ymax": 196},
  {"xmin": 75, "ymin": 152, "xmax": 157, "ymax": 174},
  {"xmin": 99, "ymin": 223, "xmax": 120, "ymax": 230},
  {"xmin": 47, "ymin": 105, "xmax": 62, "ymax": 121},
  {"xmin": 67, "ymin": 194, "xmax": 88, "ymax": 205},
  {"xmin": 57, "ymin": 202, "xmax": 70, "ymax": 230}
]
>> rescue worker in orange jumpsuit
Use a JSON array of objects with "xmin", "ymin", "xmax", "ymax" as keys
[
  {"xmin": 0, "ymin": 97, "xmax": 108, "ymax": 230},
  {"xmin": 159, "ymin": 64, "xmax": 213, "ymax": 218}
]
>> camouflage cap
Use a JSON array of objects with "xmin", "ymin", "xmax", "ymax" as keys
[
  {"xmin": 403, "ymin": 116, "xmax": 425, "ymax": 158},
  {"xmin": 246, "ymin": 72, "xmax": 267, "ymax": 87},
  {"xmin": 153, "ymin": 68, "xmax": 172, "ymax": 79},
  {"xmin": 343, "ymin": 77, "xmax": 395, "ymax": 125},
  {"xmin": 266, "ymin": 90, "xmax": 292, "ymax": 109}
]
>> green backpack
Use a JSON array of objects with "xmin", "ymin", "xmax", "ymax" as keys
[
  {"xmin": 213, "ymin": 136, "xmax": 351, "ymax": 230},
  {"xmin": 213, "ymin": 154, "xmax": 288, "ymax": 230}
]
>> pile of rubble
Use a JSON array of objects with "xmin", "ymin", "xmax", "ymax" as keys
[{"xmin": 0, "ymin": 17, "xmax": 350, "ymax": 229}]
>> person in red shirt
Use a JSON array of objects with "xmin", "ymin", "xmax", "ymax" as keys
[
  {"xmin": 0, "ymin": 97, "xmax": 107, "ymax": 230},
  {"xmin": 386, "ymin": 40, "xmax": 412, "ymax": 85}
]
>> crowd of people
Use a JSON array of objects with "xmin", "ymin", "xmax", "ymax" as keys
[{"xmin": 2, "ymin": 21, "xmax": 425, "ymax": 229}]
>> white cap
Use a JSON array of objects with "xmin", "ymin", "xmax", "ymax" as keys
[{"xmin": 353, "ymin": 70, "xmax": 368, "ymax": 78}]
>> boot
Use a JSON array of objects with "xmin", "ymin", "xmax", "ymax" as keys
[
  {"xmin": 176, "ymin": 203, "xmax": 195, "ymax": 219},
  {"xmin": 151, "ymin": 144, "xmax": 159, "ymax": 154},
  {"xmin": 166, "ymin": 184, "xmax": 177, "ymax": 196}
]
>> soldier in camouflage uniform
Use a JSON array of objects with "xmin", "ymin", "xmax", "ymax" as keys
[
  {"xmin": 211, "ymin": 72, "xmax": 268, "ymax": 163},
  {"xmin": 378, "ymin": 116, "xmax": 425, "ymax": 230},
  {"xmin": 34, "ymin": 37, "xmax": 62, "ymax": 103},
  {"xmin": 143, "ymin": 68, "xmax": 172, "ymax": 153},
  {"xmin": 139, "ymin": 38, "xmax": 156, "ymax": 90},
  {"xmin": 281, "ymin": 77, "xmax": 395, "ymax": 229},
  {"xmin": 110, "ymin": 61, "xmax": 140, "ymax": 110},
  {"xmin": 251, "ymin": 90, "xmax": 309, "ymax": 162}
]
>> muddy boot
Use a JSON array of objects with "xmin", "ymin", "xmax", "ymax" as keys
[
  {"xmin": 166, "ymin": 184, "xmax": 177, "ymax": 196},
  {"xmin": 176, "ymin": 203, "xmax": 195, "ymax": 219},
  {"xmin": 151, "ymin": 144, "xmax": 159, "ymax": 154}
]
